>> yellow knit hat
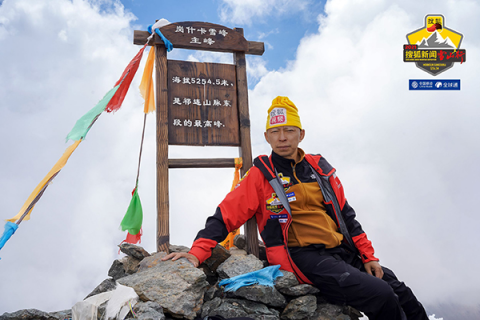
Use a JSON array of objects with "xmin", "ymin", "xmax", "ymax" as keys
[{"xmin": 266, "ymin": 96, "xmax": 302, "ymax": 130}]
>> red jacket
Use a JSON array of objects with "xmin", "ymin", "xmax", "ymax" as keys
[{"xmin": 189, "ymin": 152, "xmax": 378, "ymax": 284}]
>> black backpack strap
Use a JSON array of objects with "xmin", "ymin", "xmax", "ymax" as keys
[{"xmin": 254, "ymin": 155, "xmax": 292, "ymax": 217}]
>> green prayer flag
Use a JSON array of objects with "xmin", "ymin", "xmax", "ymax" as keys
[
  {"xmin": 66, "ymin": 85, "xmax": 120, "ymax": 142},
  {"xmin": 120, "ymin": 188, "xmax": 143, "ymax": 235}
]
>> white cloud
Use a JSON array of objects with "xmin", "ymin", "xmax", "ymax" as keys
[
  {"xmin": 0, "ymin": 0, "xmax": 141, "ymax": 312},
  {"xmin": 1, "ymin": 0, "xmax": 480, "ymax": 316},
  {"xmin": 219, "ymin": 0, "xmax": 312, "ymax": 25},
  {"xmin": 248, "ymin": 0, "xmax": 480, "ymax": 308}
]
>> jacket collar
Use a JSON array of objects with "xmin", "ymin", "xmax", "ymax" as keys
[{"xmin": 271, "ymin": 148, "xmax": 305, "ymax": 166}]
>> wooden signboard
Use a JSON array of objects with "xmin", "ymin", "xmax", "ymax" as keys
[
  {"xmin": 133, "ymin": 22, "xmax": 264, "ymax": 256},
  {"xmin": 167, "ymin": 60, "xmax": 239, "ymax": 146}
]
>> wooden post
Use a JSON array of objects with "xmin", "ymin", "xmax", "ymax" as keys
[
  {"xmin": 155, "ymin": 44, "xmax": 170, "ymax": 253},
  {"xmin": 234, "ymin": 28, "xmax": 259, "ymax": 258}
]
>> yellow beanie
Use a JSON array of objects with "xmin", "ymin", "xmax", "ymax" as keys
[{"xmin": 266, "ymin": 96, "xmax": 302, "ymax": 130}]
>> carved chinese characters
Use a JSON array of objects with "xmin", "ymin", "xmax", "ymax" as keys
[{"xmin": 167, "ymin": 60, "xmax": 239, "ymax": 146}]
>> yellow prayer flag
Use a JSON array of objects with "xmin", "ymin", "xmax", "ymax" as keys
[
  {"xmin": 7, "ymin": 140, "xmax": 82, "ymax": 223},
  {"xmin": 139, "ymin": 47, "xmax": 155, "ymax": 114}
]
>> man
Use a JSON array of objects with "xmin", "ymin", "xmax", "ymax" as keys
[{"xmin": 164, "ymin": 97, "xmax": 428, "ymax": 320}]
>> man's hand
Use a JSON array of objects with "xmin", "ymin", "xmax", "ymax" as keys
[
  {"xmin": 364, "ymin": 260, "xmax": 384, "ymax": 279},
  {"xmin": 161, "ymin": 252, "xmax": 200, "ymax": 267}
]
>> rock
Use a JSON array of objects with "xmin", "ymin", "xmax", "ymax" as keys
[
  {"xmin": 49, "ymin": 310, "xmax": 72, "ymax": 320},
  {"xmin": 118, "ymin": 243, "xmax": 151, "ymax": 260},
  {"xmin": 307, "ymin": 301, "xmax": 353, "ymax": 320},
  {"xmin": 233, "ymin": 235, "xmax": 266, "ymax": 261},
  {"xmin": 118, "ymin": 258, "xmax": 208, "ymax": 319},
  {"xmin": 278, "ymin": 284, "xmax": 320, "ymax": 296},
  {"xmin": 0, "ymin": 309, "xmax": 63, "ymax": 320},
  {"xmin": 169, "ymin": 244, "xmax": 190, "ymax": 253},
  {"xmin": 227, "ymin": 284, "xmax": 286, "ymax": 308},
  {"xmin": 217, "ymin": 254, "xmax": 263, "ymax": 279},
  {"xmin": 126, "ymin": 301, "xmax": 165, "ymax": 320},
  {"xmin": 203, "ymin": 244, "xmax": 231, "ymax": 273},
  {"xmin": 202, "ymin": 297, "xmax": 280, "ymax": 320},
  {"xmin": 234, "ymin": 234, "xmax": 247, "ymax": 250},
  {"xmin": 204, "ymin": 282, "xmax": 224, "ymax": 302},
  {"xmin": 122, "ymin": 256, "xmax": 141, "ymax": 274},
  {"xmin": 108, "ymin": 256, "xmax": 141, "ymax": 280},
  {"xmin": 229, "ymin": 247, "xmax": 247, "ymax": 256},
  {"xmin": 137, "ymin": 252, "xmax": 167, "ymax": 272},
  {"xmin": 275, "ymin": 270, "xmax": 300, "ymax": 290},
  {"xmin": 108, "ymin": 259, "xmax": 126, "ymax": 280},
  {"xmin": 85, "ymin": 278, "xmax": 117, "ymax": 299},
  {"xmin": 281, "ymin": 295, "xmax": 317, "ymax": 320}
]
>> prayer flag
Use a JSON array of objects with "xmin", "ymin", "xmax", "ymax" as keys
[
  {"xmin": 7, "ymin": 140, "xmax": 82, "ymax": 223},
  {"xmin": 66, "ymin": 85, "xmax": 120, "ymax": 142},
  {"xmin": 106, "ymin": 44, "xmax": 148, "ymax": 113},
  {"xmin": 120, "ymin": 188, "xmax": 143, "ymax": 239},
  {"xmin": 139, "ymin": 48, "xmax": 155, "ymax": 114}
]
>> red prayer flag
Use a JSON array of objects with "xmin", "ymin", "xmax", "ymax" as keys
[{"xmin": 106, "ymin": 43, "xmax": 148, "ymax": 113}]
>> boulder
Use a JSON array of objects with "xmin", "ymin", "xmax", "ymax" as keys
[
  {"xmin": 227, "ymin": 284, "xmax": 286, "ymax": 308},
  {"xmin": 279, "ymin": 284, "xmax": 320, "ymax": 297},
  {"xmin": 0, "ymin": 309, "xmax": 67, "ymax": 320},
  {"xmin": 202, "ymin": 297, "xmax": 280, "ymax": 320},
  {"xmin": 281, "ymin": 295, "xmax": 317, "ymax": 320},
  {"xmin": 275, "ymin": 270, "xmax": 299, "ymax": 290},
  {"xmin": 85, "ymin": 278, "xmax": 117, "ymax": 299},
  {"xmin": 125, "ymin": 301, "xmax": 165, "ymax": 320},
  {"xmin": 118, "ymin": 258, "xmax": 208, "ymax": 319},
  {"xmin": 217, "ymin": 254, "xmax": 263, "ymax": 279},
  {"xmin": 118, "ymin": 243, "xmax": 151, "ymax": 260},
  {"xmin": 137, "ymin": 251, "xmax": 167, "ymax": 272}
]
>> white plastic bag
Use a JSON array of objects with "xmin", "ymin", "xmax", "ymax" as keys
[{"xmin": 72, "ymin": 283, "xmax": 139, "ymax": 320}]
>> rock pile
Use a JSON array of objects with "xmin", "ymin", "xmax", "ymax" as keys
[{"xmin": 0, "ymin": 241, "xmax": 362, "ymax": 320}]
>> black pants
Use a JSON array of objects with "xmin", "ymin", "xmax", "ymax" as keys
[{"xmin": 289, "ymin": 245, "xmax": 429, "ymax": 320}]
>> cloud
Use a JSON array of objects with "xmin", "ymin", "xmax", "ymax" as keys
[
  {"xmin": 0, "ymin": 0, "xmax": 141, "ymax": 312},
  {"xmin": 247, "ymin": 0, "xmax": 480, "ymax": 309},
  {"xmin": 1, "ymin": 0, "xmax": 480, "ymax": 316},
  {"xmin": 219, "ymin": 0, "xmax": 312, "ymax": 25}
]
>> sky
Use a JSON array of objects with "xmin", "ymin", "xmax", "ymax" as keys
[{"xmin": 0, "ymin": 0, "xmax": 479, "ymax": 318}]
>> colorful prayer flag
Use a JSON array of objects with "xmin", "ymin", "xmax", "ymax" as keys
[
  {"xmin": 7, "ymin": 140, "xmax": 82, "ymax": 223},
  {"xmin": 120, "ymin": 188, "xmax": 143, "ymax": 239},
  {"xmin": 106, "ymin": 44, "xmax": 148, "ymax": 113},
  {"xmin": 139, "ymin": 48, "xmax": 155, "ymax": 114}
]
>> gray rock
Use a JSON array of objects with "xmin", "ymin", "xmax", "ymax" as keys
[
  {"xmin": 108, "ymin": 259, "xmax": 126, "ymax": 280},
  {"xmin": 0, "ymin": 309, "xmax": 62, "ymax": 320},
  {"xmin": 118, "ymin": 243, "xmax": 151, "ymax": 260},
  {"xmin": 137, "ymin": 252, "xmax": 167, "ymax": 272},
  {"xmin": 217, "ymin": 254, "xmax": 264, "ymax": 279},
  {"xmin": 229, "ymin": 247, "xmax": 247, "ymax": 256},
  {"xmin": 118, "ymin": 258, "xmax": 208, "ymax": 319},
  {"xmin": 127, "ymin": 301, "xmax": 165, "ymax": 320},
  {"xmin": 204, "ymin": 282, "xmax": 224, "ymax": 302},
  {"xmin": 281, "ymin": 295, "xmax": 317, "ymax": 320},
  {"xmin": 234, "ymin": 234, "xmax": 247, "ymax": 250},
  {"xmin": 307, "ymin": 301, "xmax": 352, "ymax": 320},
  {"xmin": 278, "ymin": 284, "xmax": 320, "ymax": 296},
  {"xmin": 227, "ymin": 284, "xmax": 286, "ymax": 308},
  {"xmin": 275, "ymin": 271, "xmax": 299, "ymax": 290},
  {"xmin": 203, "ymin": 244, "xmax": 231, "ymax": 273},
  {"xmin": 202, "ymin": 297, "xmax": 280, "ymax": 320},
  {"xmin": 122, "ymin": 256, "xmax": 142, "ymax": 274},
  {"xmin": 169, "ymin": 244, "xmax": 190, "ymax": 253},
  {"xmin": 85, "ymin": 278, "xmax": 117, "ymax": 299},
  {"xmin": 49, "ymin": 310, "xmax": 72, "ymax": 320}
]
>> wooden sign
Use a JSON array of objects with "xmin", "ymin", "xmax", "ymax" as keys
[
  {"xmin": 167, "ymin": 60, "xmax": 239, "ymax": 146},
  {"xmin": 158, "ymin": 22, "xmax": 248, "ymax": 53},
  {"xmin": 134, "ymin": 22, "xmax": 263, "ymax": 256}
]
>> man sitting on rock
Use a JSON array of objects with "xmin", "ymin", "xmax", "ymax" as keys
[{"xmin": 163, "ymin": 96, "xmax": 429, "ymax": 320}]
